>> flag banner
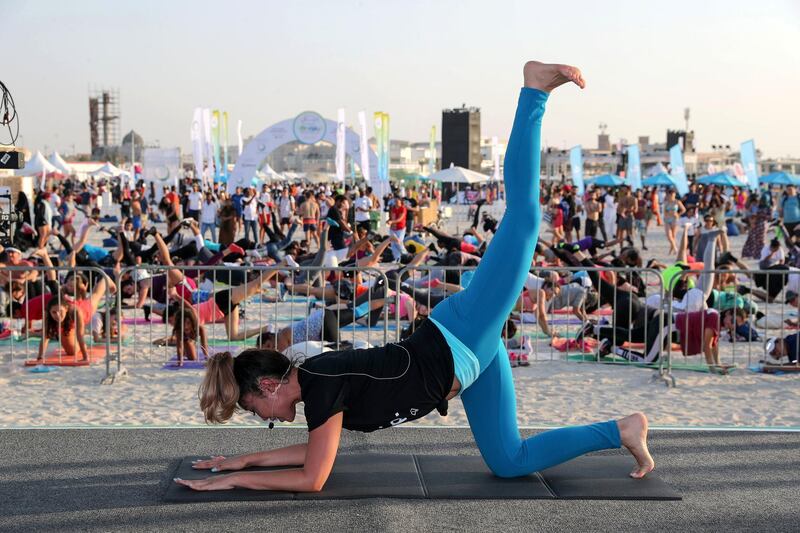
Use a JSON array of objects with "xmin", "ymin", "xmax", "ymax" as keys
[
  {"xmin": 381, "ymin": 113, "xmax": 390, "ymax": 181},
  {"xmin": 373, "ymin": 112, "xmax": 386, "ymax": 181},
  {"xmin": 492, "ymin": 136, "xmax": 500, "ymax": 181},
  {"xmin": 358, "ymin": 111, "xmax": 371, "ymax": 183},
  {"xmin": 143, "ymin": 148, "xmax": 181, "ymax": 201},
  {"xmin": 211, "ymin": 110, "xmax": 221, "ymax": 182},
  {"xmin": 669, "ymin": 144, "xmax": 690, "ymax": 196},
  {"xmin": 237, "ymin": 120, "xmax": 243, "ymax": 156},
  {"xmin": 335, "ymin": 108, "xmax": 346, "ymax": 182},
  {"xmin": 740, "ymin": 139, "xmax": 759, "ymax": 192},
  {"xmin": 202, "ymin": 108, "xmax": 212, "ymax": 185},
  {"xmin": 429, "ymin": 126, "xmax": 437, "ymax": 175},
  {"xmin": 626, "ymin": 144, "xmax": 642, "ymax": 191},
  {"xmin": 222, "ymin": 112, "xmax": 229, "ymax": 181},
  {"xmin": 569, "ymin": 145, "xmax": 584, "ymax": 195},
  {"xmin": 190, "ymin": 107, "xmax": 204, "ymax": 185}
]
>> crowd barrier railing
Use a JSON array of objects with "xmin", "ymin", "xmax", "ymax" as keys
[
  {"xmin": 114, "ymin": 264, "xmax": 391, "ymax": 372},
  {"xmin": 392, "ymin": 264, "xmax": 674, "ymax": 385},
  {"xmin": 0, "ymin": 265, "xmax": 116, "ymax": 377},
  {"xmin": 668, "ymin": 267, "xmax": 800, "ymax": 376}
]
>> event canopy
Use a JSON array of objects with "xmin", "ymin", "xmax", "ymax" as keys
[
  {"xmin": 15, "ymin": 151, "xmax": 60, "ymax": 177},
  {"xmin": 427, "ymin": 166, "xmax": 490, "ymax": 184},
  {"xmin": 642, "ymin": 173, "xmax": 677, "ymax": 187},
  {"xmin": 47, "ymin": 152, "xmax": 73, "ymax": 175},
  {"xmin": 88, "ymin": 161, "xmax": 125, "ymax": 178},
  {"xmin": 586, "ymin": 173, "xmax": 625, "ymax": 187},
  {"xmin": 696, "ymin": 172, "xmax": 745, "ymax": 187},
  {"xmin": 759, "ymin": 171, "xmax": 800, "ymax": 186}
]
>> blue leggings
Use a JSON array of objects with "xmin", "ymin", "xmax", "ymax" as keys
[{"xmin": 430, "ymin": 88, "xmax": 621, "ymax": 478}]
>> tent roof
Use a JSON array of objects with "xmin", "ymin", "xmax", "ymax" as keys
[
  {"xmin": 15, "ymin": 151, "xmax": 60, "ymax": 177},
  {"xmin": 428, "ymin": 166, "xmax": 490, "ymax": 184},
  {"xmin": 47, "ymin": 152, "xmax": 73, "ymax": 175}
]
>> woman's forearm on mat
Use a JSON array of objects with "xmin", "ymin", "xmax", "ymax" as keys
[{"xmin": 243, "ymin": 444, "xmax": 308, "ymax": 467}]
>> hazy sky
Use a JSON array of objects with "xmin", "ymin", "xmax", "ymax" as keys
[{"xmin": 4, "ymin": 0, "xmax": 799, "ymax": 158}]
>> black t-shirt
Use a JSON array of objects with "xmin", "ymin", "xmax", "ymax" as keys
[
  {"xmin": 404, "ymin": 198, "xmax": 418, "ymax": 229},
  {"xmin": 327, "ymin": 206, "xmax": 346, "ymax": 250},
  {"xmin": 298, "ymin": 320, "xmax": 454, "ymax": 432}
]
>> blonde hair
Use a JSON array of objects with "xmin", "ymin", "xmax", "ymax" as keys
[{"xmin": 199, "ymin": 351, "xmax": 240, "ymax": 424}]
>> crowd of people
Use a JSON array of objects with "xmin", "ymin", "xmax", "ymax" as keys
[{"xmin": 1, "ymin": 159, "xmax": 799, "ymax": 371}]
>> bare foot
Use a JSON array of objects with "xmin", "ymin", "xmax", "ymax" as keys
[
  {"xmin": 617, "ymin": 412, "xmax": 655, "ymax": 479},
  {"xmin": 523, "ymin": 61, "xmax": 585, "ymax": 93}
]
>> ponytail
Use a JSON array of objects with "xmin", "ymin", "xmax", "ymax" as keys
[
  {"xmin": 198, "ymin": 348, "xmax": 292, "ymax": 424},
  {"xmin": 199, "ymin": 352, "xmax": 239, "ymax": 424}
]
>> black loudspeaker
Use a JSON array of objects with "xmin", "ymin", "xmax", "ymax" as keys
[{"xmin": 442, "ymin": 107, "xmax": 481, "ymax": 170}]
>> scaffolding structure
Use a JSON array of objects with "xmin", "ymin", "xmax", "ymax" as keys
[{"xmin": 88, "ymin": 87, "xmax": 120, "ymax": 157}]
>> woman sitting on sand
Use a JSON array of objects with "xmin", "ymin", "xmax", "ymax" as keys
[{"xmin": 176, "ymin": 61, "xmax": 654, "ymax": 494}]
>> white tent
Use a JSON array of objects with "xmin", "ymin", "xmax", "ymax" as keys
[
  {"xmin": 88, "ymin": 161, "xmax": 125, "ymax": 178},
  {"xmin": 428, "ymin": 165, "xmax": 490, "ymax": 184},
  {"xmin": 47, "ymin": 152, "xmax": 73, "ymax": 175},
  {"xmin": 256, "ymin": 163, "xmax": 286, "ymax": 182},
  {"xmin": 15, "ymin": 151, "xmax": 60, "ymax": 177}
]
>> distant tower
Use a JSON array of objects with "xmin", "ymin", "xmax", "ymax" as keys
[
  {"xmin": 88, "ymin": 87, "xmax": 120, "ymax": 159},
  {"xmin": 684, "ymin": 108, "xmax": 690, "ymax": 134},
  {"xmin": 597, "ymin": 122, "xmax": 610, "ymax": 151}
]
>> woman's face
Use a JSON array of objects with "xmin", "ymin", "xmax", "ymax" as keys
[
  {"xmin": 50, "ymin": 304, "xmax": 67, "ymax": 322},
  {"xmin": 240, "ymin": 380, "xmax": 299, "ymax": 424}
]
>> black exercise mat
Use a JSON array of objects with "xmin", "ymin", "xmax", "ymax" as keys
[
  {"xmin": 540, "ymin": 455, "xmax": 682, "ymax": 500},
  {"xmin": 165, "ymin": 453, "xmax": 680, "ymax": 502},
  {"xmin": 164, "ymin": 454, "xmax": 424, "ymax": 502}
]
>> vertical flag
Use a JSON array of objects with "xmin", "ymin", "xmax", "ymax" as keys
[
  {"xmin": 569, "ymin": 145, "xmax": 584, "ymax": 195},
  {"xmin": 492, "ymin": 136, "xmax": 500, "ymax": 181},
  {"xmin": 429, "ymin": 126, "xmax": 437, "ymax": 175},
  {"xmin": 237, "ymin": 120, "xmax": 243, "ymax": 156},
  {"xmin": 381, "ymin": 113, "xmax": 390, "ymax": 181},
  {"xmin": 202, "ymin": 108, "xmax": 212, "ymax": 185},
  {"xmin": 740, "ymin": 140, "xmax": 759, "ymax": 192},
  {"xmin": 335, "ymin": 108, "xmax": 346, "ymax": 182},
  {"xmin": 210, "ymin": 110, "xmax": 221, "ymax": 183},
  {"xmin": 373, "ymin": 112, "xmax": 386, "ymax": 181},
  {"xmin": 626, "ymin": 144, "xmax": 642, "ymax": 191},
  {"xmin": 669, "ymin": 144, "xmax": 690, "ymax": 196},
  {"xmin": 357, "ymin": 111, "xmax": 371, "ymax": 183},
  {"xmin": 190, "ymin": 107, "xmax": 204, "ymax": 185},
  {"xmin": 222, "ymin": 112, "xmax": 229, "ymax": 181}
]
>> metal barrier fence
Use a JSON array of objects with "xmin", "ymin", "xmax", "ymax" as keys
[
  {"xmin": 6, "ymin": 261, "xmax": 799, "ymax": 386},
  {"xmin": 666, "ymin": 267, "xmax": 800, "ymax": 375},
  {"xmin": 0, "ymin": 265, "xmax": 116, "ymax": 376},
  {"xmin": 114, "ymin": 264, "xmax": 391, "ymax": 373},
  {"xmin": 391, "ymin": 264, "xmax": 673, "ymax": 383}
]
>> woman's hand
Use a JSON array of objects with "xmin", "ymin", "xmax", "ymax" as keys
[
  {"xmin": 174, "ymin": 473, "xmax": 237, "ymax": 491},
  {"xmin": 191, "ymin": 455, "xmax": 249, "ymax": 472}
]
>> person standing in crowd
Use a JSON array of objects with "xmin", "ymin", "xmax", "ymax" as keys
[
  {"xmin": 662, "ymin": 188, "xmax": 685, "ymax": 255},
  {"xmin": 299, "ymin": 190, "xmax": 321, "ymax": 251},
  {"xmin": 633, "ymin": 189, "xmax": 648, "ymax": 250},
  {"xmin": 165, "ymin": 185, "xmax": 182, "ymax": 219},
  {"xmin": 241, "ymin": 187, "xmax": 260, "ymax": 244},
  {"xmin": 387, "ymin": 192, "xmax": 408, "ymax": 262},
  {"xmin": 742, "ymin": 194, "xmax": 771, "ymax": 259},
  {"xmin": 217, "ymin": 196, "xmax": 237, "ymax": 248},
  {"xmin": 602, "ymin": 188, "xmax": 617, "ymax": 241},
  {"xmin": 354, "ymin": 188, "xmax": 372, "ymax": 233},
  {"xmin": 584, "ymin": 189, "xmax": 605, "ymax": 240},
  {"xmin": 617, "ymin": 185, "xmax": 637, "ymax": 246},
  {"xmin": 200, "ymin": 190, "xmax": 219, "ymax": 242},
  {"xmin": 277, "ymin": 187, "xmax": 295, "ymax": 233},
  {"xmin": 231, "ymin": 186, "xmax": 244, "ymax": 237},
  {"xmin": 130, "ymin": 191, "xmax": 143, "ymax": 239},
  {"xmin": 187, "ymin": 183, "xmax": 203, "ymax": 221},
  {"xmin": 325, "ymin": 194, "xmax": 351, "ymax": 262},
  {"xmin": 258, "ymin": 184, "xmax": 273, "ymax": 245},
  {"xmin": 779, "ymin": 184, "xmax": 800, "ymax": 235}
]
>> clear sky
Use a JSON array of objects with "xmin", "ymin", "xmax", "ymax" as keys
[{"xmin": 4, "ymin": 0, "xmax": 799, "ymax": 158}]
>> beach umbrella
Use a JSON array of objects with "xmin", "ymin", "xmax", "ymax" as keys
[
  {"xmin": 427, "ymin": 166, "xmax": 490, "ymax": 184},
  {"xmin": 586, "ymin": 174, "xmax": 625, "ymax": 187},
  {"xmin": 641, "ymin": 173, "xmax": 677, "ymax": 187},
  {"xmin": 696, "ymin": 172, "xmax": 745, "ymax": 187},
  {"xmin": 760, "ymin": 171, "xmax": 800, "ymax": 186}
]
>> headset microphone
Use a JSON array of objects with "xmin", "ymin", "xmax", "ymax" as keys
[{"xmin": 268, "ymin": 421, "xmax": 274, "ymax": 429}]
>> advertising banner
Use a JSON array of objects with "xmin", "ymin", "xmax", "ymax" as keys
[
  {"xmin": 669, "ymin": 144, "xmax": 690, "ymax": 196},
  {"xmin": 740, "ymin": 139, "xmax": 759, "ymax": 192},
  {"xmin": 336, "ymin": 108, "xmax": 346, "ymax": 182},
  {"xmin": 626, "ymin": 144, "xmax": 642, "ymax": 191},
  {"xmin": 569, "ymin": 145, "xmax": 584, "ymax": 195}
]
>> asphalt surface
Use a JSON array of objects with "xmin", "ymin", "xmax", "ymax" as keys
[{"xmin": 0, "ymin": 427, "xmax": 796, "ymax": 532}]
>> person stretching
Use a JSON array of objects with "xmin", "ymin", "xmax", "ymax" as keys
[{"xmin": 178, "ymin": 62, "xmax": 653, "ymax": 495}]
